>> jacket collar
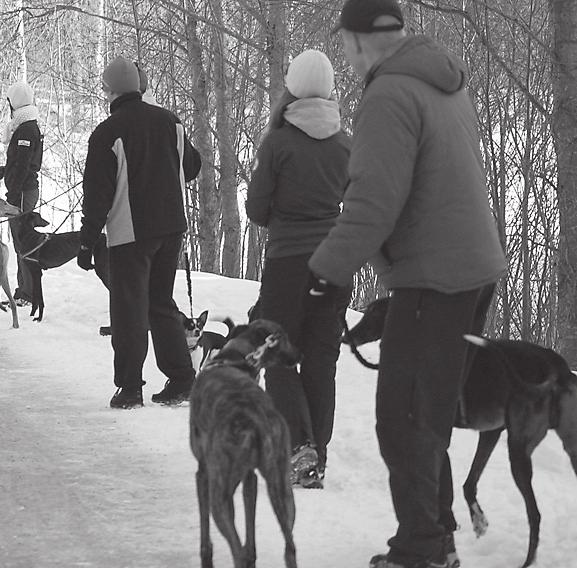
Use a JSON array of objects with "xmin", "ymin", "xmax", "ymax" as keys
[{"xmin": 110, "ymin": 91, "xmax": 142, "ymax": 113}]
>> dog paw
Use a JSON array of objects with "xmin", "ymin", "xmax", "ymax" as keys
[{"xmin": 471, "ymin": 503, "xmax": 489, "ymax": 537}]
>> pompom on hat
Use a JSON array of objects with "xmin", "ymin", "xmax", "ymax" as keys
[
  {"xmin": 285, "ymin": 49, "xmax": 335, "ymax": 100},
  {"xmin": 6, "ymin": 82, "xmax": 34, "ymax": 110},
  {"xmin": 102, "ymin": 56, "xmax": 140, "ymax": 95}
]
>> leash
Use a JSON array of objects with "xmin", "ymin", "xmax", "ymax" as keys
[
  {"xmin": 185, "ymin": 251, "xmax": 194, "ymax": 317},
  {"xmin": 341, "ymin": 314, "xmax": 380, "ymax": 371},
  {"xmin": 0, "ymin": 181, "xmax": 83, "ymax": 224}
]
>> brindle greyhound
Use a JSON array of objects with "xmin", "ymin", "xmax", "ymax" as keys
[
  {"xmin": 0, "ymin": 198, "xmax": 21, "ymax": 328},
  {"xmin": 189, "ymin": 318, "xmax": 301, "ymax": 568},
  {"xmin": 342, "ymin": 297, "xmax": 577, "ymax": 568}
]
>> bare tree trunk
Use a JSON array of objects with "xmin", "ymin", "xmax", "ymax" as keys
[
  {"xmin": 212, "ymin": 0, "xmax": 240, "ymax": 277},
  {"xmin": 17, "ymin": 0, "xmax": 26, "ymax": 79},
  {"xmin": 185, "ymin": 0, "xmax": 220, "ymax": 273},
  {"xmin": 245, "ymin": 0, "xmax": 288, "ymax": 281},
  {"xmin": 550, "ymin": 0, "xmax": 577, "ymax": 366}
]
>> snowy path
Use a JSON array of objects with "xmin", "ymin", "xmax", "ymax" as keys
[{"xmin": 0, "ymin": 263, "xmax": 576, "ymax": 567}]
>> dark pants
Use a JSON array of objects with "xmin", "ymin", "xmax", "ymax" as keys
[
  {"xmin": 259, "ymin": 254, "xmax": 352, "ymax": 468},
  {"xmin": 7, "ymin": 188, "xmax": 39, "ymax": 301},
  {"xmin": 377, "ymin": 284, "xmax": 494, "ymax": 565},
  {"xmin": 108, "ymin": 233, "xmax": 193, "ymax": 390}
]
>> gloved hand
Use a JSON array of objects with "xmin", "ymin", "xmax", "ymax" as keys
[
  {"xmin": 307, "ymin": 272, "xmax": 336, "ymax": 309},
  {"xmin": 77, "ymin": 244, "xmax": 94, "ymax": 271}
]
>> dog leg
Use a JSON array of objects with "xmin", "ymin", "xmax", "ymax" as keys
[
  {"xmin": 0, "ymin": 242, "xmax": 18, "ymax": 329},
  {"xmin": 242, "ymin": 471, "xmax": 257, "ymax": 568},
  {"xmin": 463, "ymin": 428, "xmax": 503, "ymax": 537},
  {"xmin": 196, "ymin": 464, "xmax": 214, "ymax": 568},
  {"xmin": 554, "ymin": 380, "xmax": 577, "ymax": 475},
  {"xmin": 507, "ymin": 398, "xmax": 549, "ymax": 568},
  {"xmin": 209, "ymin": 475, "xmax": 245, "ymax": 568},
  {"xmin": 262, "ymin": 461, "xmax": 297, "ymax": 568}
]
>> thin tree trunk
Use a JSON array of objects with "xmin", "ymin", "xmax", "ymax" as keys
[
  {"xmin": 185, "ymin": 0, "xmax": 220, "ymax": 273},
  {"xmin": 212, "ymin": 0, "xmax": 240, "ymax": 277},
  {"xmin": 550, "ymin": 0, "xmax": 577, "ymax": 365}
]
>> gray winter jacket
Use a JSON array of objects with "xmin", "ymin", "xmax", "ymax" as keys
[{"xmin": 309, "ymin": 36, "xmax": 507, "ymax": 291}]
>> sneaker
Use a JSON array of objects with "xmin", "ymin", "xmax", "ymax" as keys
[
  {"xmin": 151, "ymin": 378, "xmax": 193, "ymax": 405},
  {"xmin": 369, "ymin": 554, "xmax": 449, "ymax": 568},
  {"xmin": 298, "ymin": 465, "xmax": 325, "ymax": 489},
  {"xmin": 110, "ymin": 387, "xmax": 143, "ymax": 409},
  {"xmin": 289, "ymin": 443, "xmax": 318, "ymax": 484}
]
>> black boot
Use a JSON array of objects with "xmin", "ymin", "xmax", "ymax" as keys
[
  {"xmin": 151, "ymin": 377, "xmax": 193, "ymax": 405},
  {"xmin": 110, "ymin": 387, "xmax": 143, "ymax": 409}
]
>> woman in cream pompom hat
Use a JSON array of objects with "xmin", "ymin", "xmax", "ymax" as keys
[{"xmin": 245, "ymin": 49, "xmax": 352, "ymax": 489}]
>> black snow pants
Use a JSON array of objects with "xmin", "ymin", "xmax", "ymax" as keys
[
  {"xmin": 108, "ymin": 232, "xmax": 193, "ymax": 390},
  {"xmin": 259, "ymin": 253, "xmax": 352, "ymax": 469},
  {"xmin": 376, "ymin": 284, "xmax": 495, "ymax": 566}
]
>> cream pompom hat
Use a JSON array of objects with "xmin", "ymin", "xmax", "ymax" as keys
[{"xmin": 285, "ymin": 49, "xmax": 335, "ymax": 99}]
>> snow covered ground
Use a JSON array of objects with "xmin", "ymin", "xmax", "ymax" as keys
[{"xmin": 0, "ymin": 255, "xmax": 576, "ymax": 568}]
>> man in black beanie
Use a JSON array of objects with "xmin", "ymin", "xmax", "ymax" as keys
[
  {"xmin": 78, "ymin": 56, "xmax": 201, "ymax": 409},
  {"xmin": 309, "ymin": 1, "xmax": 507, "ymax": 567}
]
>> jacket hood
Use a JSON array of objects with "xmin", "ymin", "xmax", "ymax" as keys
[
  {"xmin": 283, "ymin": 98, "xmax": 342, "ymax": 139},
  {"xmin": 366, "ymin": 35, "xmax": 468, "ymax": 94}
]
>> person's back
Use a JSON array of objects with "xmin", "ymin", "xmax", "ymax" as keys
[
  {"xmin": 79, "ymin": 56, "xmax": 201, "ymax": 410},
  {"xmin": 246, "ymin": 49, "xmax": 353, "ymax": 490},
  {"xmin": 82, "ymin": 91, "xmax": 200, "ymax": 249},
  {"xmin": 247, "ymin": 120, "xmax": 349, "ymax": 258}
]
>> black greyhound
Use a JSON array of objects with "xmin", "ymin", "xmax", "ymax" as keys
[
  {"xmin": 17, "ymin": 211, "xmax": 109, "ymax": 321},
  {"xmin": 342, "ymin": 297, "xmax": 577, "ymax": 568}
]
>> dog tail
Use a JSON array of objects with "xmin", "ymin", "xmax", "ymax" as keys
[{"xmin": 464, "ymin": 334, "xmax": 556, "ymax": 395}]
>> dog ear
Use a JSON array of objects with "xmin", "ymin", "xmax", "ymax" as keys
[
  {"xmin": 228, "ymin": 324, "xmax": 248, "ymax": 339},
  {"xmin": 197, "ymin": 310, "xmax": 208, "ymax": 328}
]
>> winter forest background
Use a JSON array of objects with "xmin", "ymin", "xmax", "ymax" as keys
[{"xmin": 1, "ymin": 0, "xmax": 577, "ymax": 361}]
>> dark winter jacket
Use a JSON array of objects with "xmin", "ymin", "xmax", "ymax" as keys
[
  {"xmin": 246, "ymin": 99, "xmax": 350, "ymax": 258},
  {"xmin": 309, "ymin": 35, "xmax": 507, "ymax": 291},
  {"xmin": 80, "ymin": 92, "xmax": 201, "ymax": 250},
  {"xmin": 2, "ymin": 120, "xmax": 43, "ymax": 204}
]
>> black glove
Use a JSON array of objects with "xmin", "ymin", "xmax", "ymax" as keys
[
  {"xmin": 307, "ymin": 272, "xmax": 337, "ymax": 308},
  {"xmin": 77, "ymin": 244, "xmax": 94, "ymax": 271}
]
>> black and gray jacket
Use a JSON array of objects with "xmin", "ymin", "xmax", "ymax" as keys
[
  {"xmin": 1, "ymin": 120, "xmax": 43, "ymax": 203},
  {"xmin": 80, "ymin": 92, "xmax": 201, "ymax": 249}
]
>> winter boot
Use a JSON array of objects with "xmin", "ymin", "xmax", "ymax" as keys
[
  {"xmin": 110, "ymin": 387, "xmax": 143, "ymax": 409},
  {"xmin": 151, "ymin": 378, "xmax": 193, "ymax": 405}
]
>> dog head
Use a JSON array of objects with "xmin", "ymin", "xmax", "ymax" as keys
[
  {"xmin": 180, "ymin": 309, "xmax": 208, "ymax": 350},
  {"xmin": 341, "ymin": 297, "xmax": 389, "ymax": 347},
  {"xmin": 221, "ymin": 318, "xmax": 301, "ymax": 373},
  {"xmin": 25, "ymin": 211, "xmax": 50, "ymax": 229},
  {"xmin": 0, "ymin": 198, "xmax": 20, "ymax": 219}
]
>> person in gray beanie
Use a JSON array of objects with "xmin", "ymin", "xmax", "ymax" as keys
[
  {"xmin": 246, "ymin": 49, "xmax": 352, "ymax": 489},
  {"xmin": 308, "ymin": 0, "xmax": 507, "ymax": 567},
  {"xmin": 78, "ymin": 56, "xmax": 201, "ymax": 409},
  {"xmin": 0, "ymin": 81, "xmax": 44, "ymax": 306}
]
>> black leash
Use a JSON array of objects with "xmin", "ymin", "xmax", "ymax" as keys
[
  {"xmin": 19, "ymin": 194, "xmax": 82, "ymax": 261},
  {"xmin": 185, "ymin": 251, "xmax": 194, "ymax": 318},
  {"xmin": 341, "ymin": 314, "xmax": 380, "ymax": 371}
]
